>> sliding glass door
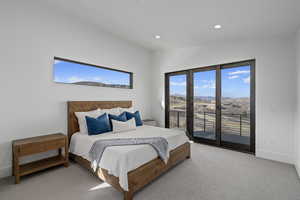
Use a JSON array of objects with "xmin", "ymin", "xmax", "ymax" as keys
[
  {"xmin": 165, "ymin": 72, "xmax": 187, "ymax": 130},
  {"xmin": 165, "ymin": 60, "xmax": 255, "ymax": 153},
  {"xmin": 193, "ymin": 69, "xmax": 217, "ymax": 141},
  {"xmin": 220, "ymin": 62, "xmax": 254, "ymax": 152}
]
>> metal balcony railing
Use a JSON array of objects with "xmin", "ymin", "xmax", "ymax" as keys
[
  {"xmin": 169, "ymin": 110, "xmax": 250, "ymax": 136},
  {"xmin": 169, "ymin": 109, "xmax": 186, "ymax": 130}
]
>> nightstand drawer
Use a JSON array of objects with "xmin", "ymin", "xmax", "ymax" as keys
[{"xmin": 18, "ymin": 139, "xmax": 65, "ymax": 156}]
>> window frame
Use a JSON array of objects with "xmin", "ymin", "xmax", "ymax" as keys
[{"xmin": 53, "ymin": 57, "xmax": 133, "ymax": 89}]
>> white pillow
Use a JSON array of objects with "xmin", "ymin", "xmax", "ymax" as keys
[
  {"xmin": 111, "ymin": 118, "xmax": 136, "ymax": 133},
  {"xmin": 75, "ymin": 109, "xmax": 103, "ymax": 134},
  {"xmin": 99, "ymin": 107, "xmax": 121, "ymax": 115},
  {"xmin": 119, "ymin": 107, "xmax": 135, "ymax": 113}
]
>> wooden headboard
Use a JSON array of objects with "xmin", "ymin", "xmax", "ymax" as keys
[{"xmin": 67, "ymin": 101, "xmax": 132, "ymax": 142}]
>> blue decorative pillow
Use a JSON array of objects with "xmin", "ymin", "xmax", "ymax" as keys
[
  {"xmin": 108, "ymin": 112, "xmax": 127, "ymax": 129},
  {"xmin": 85, "ymin": 113, "xmax": 111, "ymax": 135},
  {"xmin": 126, "ymin": 111, "xmax": 143, "ymax": 126}
]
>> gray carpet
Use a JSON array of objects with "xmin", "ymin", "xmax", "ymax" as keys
[{"xmin": 1, "ymin": 143, "xmax": 300, "ymax": 200}]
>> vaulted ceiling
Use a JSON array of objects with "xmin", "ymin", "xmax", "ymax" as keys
[{"xmin": 46, "ymin": 0, "xmax": 300, "ymax": 50}]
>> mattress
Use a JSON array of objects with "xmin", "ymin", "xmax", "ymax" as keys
[{"xmin": 69, "ymin": 125, "xmax": 189, "ymax": 191}]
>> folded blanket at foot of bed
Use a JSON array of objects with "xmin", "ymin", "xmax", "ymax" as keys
[{"xmin": 89, "ymin": 137, "xmax": 169, "ymax": 172}]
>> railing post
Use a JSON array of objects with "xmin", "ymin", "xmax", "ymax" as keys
[
  {"xmin": 240, "ymin": 114, "xmax": 242, "ymax": 136},
  {"xmin": 177, "ymin": 111, "xmax": 180, "ymax": 128},
  {"xmin": 204, "ymin": 112, "xmax": 206, "ymax": 133}
]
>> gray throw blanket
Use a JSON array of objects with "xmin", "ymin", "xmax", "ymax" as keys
[{"xmin": 89, "ymin": 137, "xmax": 169, "ymax": 171}]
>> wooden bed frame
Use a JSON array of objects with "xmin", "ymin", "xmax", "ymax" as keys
[{"xmin": 67, "ymin": 101, "xmax": 191, "ymax": 200}]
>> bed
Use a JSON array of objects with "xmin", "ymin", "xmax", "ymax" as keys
[{"xmin": 67, "ymin": 101, "xmax": 191, "ymax": 200}]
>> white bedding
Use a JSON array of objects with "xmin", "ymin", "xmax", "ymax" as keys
[{"xmin": 69, "ymin": 125, "xmax": 189, "ymax": 191}]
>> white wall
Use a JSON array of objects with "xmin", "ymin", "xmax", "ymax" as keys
[
  {"xmin": 0, "ymin": 1, "xmax": 152, "ymax": 177},
  {"xmin": 295, "ymin": 29, "xmax": 300, "ymax": 177},
  {"xmin": 151, "ymin": 36, "xmax": 297, "ymax": 164},
  {"xmin": 1, "ymin": 0, "xmax": 298, "ymax": 179}
]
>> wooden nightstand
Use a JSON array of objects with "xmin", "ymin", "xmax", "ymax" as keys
[{"xmin": 12, "ymin": 133, "xmax": 69, "ymax": 184}]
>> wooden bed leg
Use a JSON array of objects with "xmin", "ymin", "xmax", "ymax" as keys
[
  {"xmin": 186, "ymin": 144, "xmax": 191, "ymax": 159},
  {"xmin": 124, "ymin": 191, "xmax": 133, "ymax": 200},
  {"xmin": 187, "ymin": 151, "xmax": 191, "ymax": 159}
]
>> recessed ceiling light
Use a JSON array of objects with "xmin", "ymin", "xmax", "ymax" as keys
[
  {"xmin": 155, "ymin": 35, "xmax": 161, "ymax": 39},
  {"xmin": 214, "ymin": 24, "xmax": 222, "ymax": 29}
]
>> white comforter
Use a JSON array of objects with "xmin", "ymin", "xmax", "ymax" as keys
[{"xmin": 69, "ymin": 125, "xmax": 189, "ymax": 191}]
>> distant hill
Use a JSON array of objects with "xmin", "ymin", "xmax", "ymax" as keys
[
  {"xmin": 194, "ymin": 96, "xmax": 215, "ymax": 101},
  {"xmin": 73, "ymin": 81, "xmax": 129, "ymax": 89},
  {"xmin": 170, "ymin": 94, "xmax": 250, "ymax": 114},
  {"xmin": 171, "ymin": 93, "xmax": 186, "ymax": 97},
  {"xmin": 172, "ymin": 94, "xmax": 249, "ymax": 100}
]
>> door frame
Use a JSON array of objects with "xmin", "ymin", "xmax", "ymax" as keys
[
  {"xmin": 165, "ymin": 59, "xmax": 255, "ymax": 154},
  {"xmin": 165, "ymin": 71, "xmax": 189, "ymax": 130},
  {"xmin": 190, "ymin": 66, "xmax": 221, "ymax": 146},
  {"xmin": 219, "ymin": 60, "xmax": 256, "ymax": 153}
]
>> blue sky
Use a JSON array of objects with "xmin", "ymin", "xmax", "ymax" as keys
[
  {"xmin": 54, "ymin": 60, "xmax": 130, "ymax": 85},
  {"xmin": 170, "ymin": 75, "xmax": 187, "ymax": 96},
  {"xmin": 170, "ymin": 65, "xmax": 250, "ymax": 98},
  {"xmin": 221, "ymin": 66, "xmax": 250, "ymax": 98}
]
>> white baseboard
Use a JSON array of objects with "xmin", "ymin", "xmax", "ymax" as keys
[
  {"xmin": 256, "ymin": 149, "xmax": 294, "ymax": 164},
  {"xmin": 0, "ymin": 166, "xmax": 11, "ymax": 179}
]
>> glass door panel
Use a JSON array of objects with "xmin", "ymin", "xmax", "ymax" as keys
[
  {"xmin": 221, "ymin": 65, "xmax": 251, "ymax": 146},
  {"xmin": 193, "ymin": 70, "xmax": 216, "ymax": 140},
  {"xmin": 169, "ymin": 74, "xmax": 187, "ymax": 130},
  {"xmin": 165, "ymin": 60, "xmax": 255, "ymax": 153}
]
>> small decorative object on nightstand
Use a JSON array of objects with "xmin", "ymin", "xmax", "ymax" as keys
[
  {"xmin": 12, "ymin": 133, "xmax": 69, "ymax": 184},
  {"xmin": 143, "ymin": 119, "xmax": 158, "ymax": 127}
]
